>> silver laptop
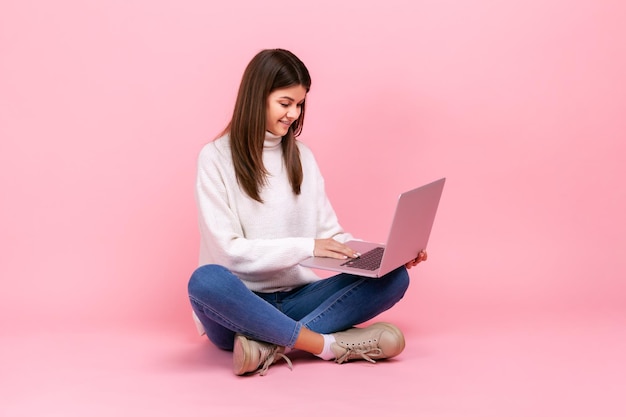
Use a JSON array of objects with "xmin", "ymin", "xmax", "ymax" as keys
[{"xmin": 299, "ymin": 178, "xmax": 445, "ymax": 278}]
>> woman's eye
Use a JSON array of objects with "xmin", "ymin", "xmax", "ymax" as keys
[{"xmin": 280, "ymin": 103, "xmax": 289, "ymax": 107}]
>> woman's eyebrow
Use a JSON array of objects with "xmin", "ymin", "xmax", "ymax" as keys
[{"xmin": 278, "ymin": 96, "xmax": 305, "ymax": 104}]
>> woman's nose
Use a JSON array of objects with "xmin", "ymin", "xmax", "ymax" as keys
[{"xmin": 287, "ymin": 106, "xmax": 300, "ymax": 119}]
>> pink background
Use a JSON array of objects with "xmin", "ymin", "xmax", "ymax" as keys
[{"xmin": 1, "ymin": 0, "xmax": 625, "ymax": 416}]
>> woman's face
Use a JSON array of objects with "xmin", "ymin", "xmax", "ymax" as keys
[{"xmin": 265, "ymin": 85, "xmax": 307, "ymax": 137}]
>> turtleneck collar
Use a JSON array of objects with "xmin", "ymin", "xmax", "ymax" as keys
[{"xmin": 264, "ymin": 131, "xmax": 283, "ymax": 149}]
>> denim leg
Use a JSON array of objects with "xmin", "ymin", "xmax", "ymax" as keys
[
  {"xmin": 281, "ymin": 266, "xmax": 410, "ymax": 334},
  {"xmin": 187, "ymin": 264, "xmax": 302, "ymax": 350}
]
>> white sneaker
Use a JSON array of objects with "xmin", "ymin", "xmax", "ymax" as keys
[
  {"xmin": 233, "ymin": 334, "xmax": 293, "ymax": 376},
  {"xmin": 330, "ymin": 322, "xmax": 405, "ymax": 364}
]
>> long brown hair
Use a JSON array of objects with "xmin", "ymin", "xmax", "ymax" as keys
[{"xmin": 222, "ymin": 49, "xmax": 311, "ymax": 203}]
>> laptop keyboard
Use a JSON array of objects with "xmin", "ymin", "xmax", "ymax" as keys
[{"xmin": 340, "ymin": 247, "xmax": 385, "ymax": 271}]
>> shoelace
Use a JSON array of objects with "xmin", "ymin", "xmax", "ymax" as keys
[
  {"xmin": 257, "ymin": 346, "xmax": 293, "ymax": 376},
  {"xmin": 335, "ymin": 346, "xmax": 383, "ymax": 364}
]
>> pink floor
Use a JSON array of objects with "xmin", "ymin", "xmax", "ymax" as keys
[{"xmin": 3, "ymin": 308, "xmax": 625, "ymax": 416}]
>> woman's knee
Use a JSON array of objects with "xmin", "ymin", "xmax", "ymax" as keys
[
  {"xmin": 188, "ymin": 264, "xmax": 229, "ymax": 296},
  {"xmin": 387, "ymin": 266, "xmax": 410, "ymax": 296}
]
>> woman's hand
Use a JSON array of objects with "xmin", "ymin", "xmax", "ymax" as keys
[
  {"xmin": 405, "ymin": 250, "xmax": 428, "ymax": 269},
  {"xmin": 314, "ymin": 238, "xmax": 360, "ymax": 260}
]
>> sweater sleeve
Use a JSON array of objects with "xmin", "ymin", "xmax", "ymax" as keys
[{"xmin": 195, "ymin": 142, "xmax": 315, "ymax": 281}]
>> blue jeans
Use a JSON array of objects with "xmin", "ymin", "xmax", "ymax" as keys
[{"xmin": 188, "ymin": 264, "xmax": 410, "ymax": 350}]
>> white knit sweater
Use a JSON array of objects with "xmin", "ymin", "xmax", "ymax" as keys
[{"xmin": 195, "ymin": 132, "xmax": 352, "ymax": 292}]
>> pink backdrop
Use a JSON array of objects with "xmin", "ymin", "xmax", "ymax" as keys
[
  {"xmin": 2, "ymin": 1, "xmax": 626, "ymax": 415},
  {"xmin": 1, "ymin": 0, "xmax": 625, "ymax": 331}
]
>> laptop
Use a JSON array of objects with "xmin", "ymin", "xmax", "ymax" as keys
[{"xmin": 299, "ymin": 177, "xmax": 445, "ymax": 278}]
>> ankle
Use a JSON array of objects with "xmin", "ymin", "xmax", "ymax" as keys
[{"xmin": 314, "ymin": 334, "xmax": 337, "ymax": 361}]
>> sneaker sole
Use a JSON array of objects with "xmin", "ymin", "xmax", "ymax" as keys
[{"xmin": 233, "ymin": 334, "xmax": 252, "ymax": 376}]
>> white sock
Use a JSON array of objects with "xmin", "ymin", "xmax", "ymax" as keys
[{"xmin": 315, "ymin": 334, "xmax": 337, "ymax": 361}]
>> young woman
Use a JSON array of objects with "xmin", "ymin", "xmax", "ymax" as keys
[{"xmin": 188, "ymin": 48, "xmax": 427, "ymax": 376}]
